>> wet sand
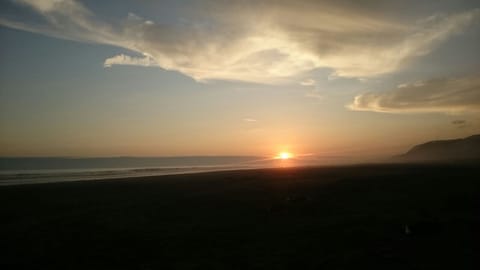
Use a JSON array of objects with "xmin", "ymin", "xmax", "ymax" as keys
[{"xmin": 1, "ymin": 163, "xmax": 478, "ymax": 269}]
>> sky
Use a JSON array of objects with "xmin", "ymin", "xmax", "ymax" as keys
[{"xmin": 0, "ymin": 0, "xmax": 479, "ymax": 158}]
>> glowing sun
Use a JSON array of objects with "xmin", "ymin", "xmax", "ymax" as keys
[{"xmin": 278, "ymin": 152, "xmax": 292, "ymax": 160}]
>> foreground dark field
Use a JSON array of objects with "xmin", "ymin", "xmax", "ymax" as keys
[{"xmin": 1, "ymin": 163, "xmax": 479, "ymax": 269}]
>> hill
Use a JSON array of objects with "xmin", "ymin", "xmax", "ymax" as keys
[{"xmin": 397, "ymin": 134, "xmax": 480, "ymax": 162}]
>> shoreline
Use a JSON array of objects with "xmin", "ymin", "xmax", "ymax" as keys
[{"xmin": 0, "ymin": 160, "xmax": 479, "ymax": 187}]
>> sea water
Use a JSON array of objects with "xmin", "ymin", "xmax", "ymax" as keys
[
  {"xmin": 0, "ymin": 155, "xmax": 360, "ymax": 185},
  {"xmin": 0, "ymin": 156, "xmax": 267, "ymax": 185}
]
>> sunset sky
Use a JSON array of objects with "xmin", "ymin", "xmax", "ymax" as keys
[{"xmin": 1, "ymin": 0, "xmax": 479, "ymax": 157}]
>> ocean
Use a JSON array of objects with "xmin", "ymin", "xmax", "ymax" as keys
[
  {"xmin": 0, "ymin": 156, "xmax": 272, "ymax": 185},
  {"xmin": 0, "ymin": 155, "xmax": 365, "ymax": 185}
]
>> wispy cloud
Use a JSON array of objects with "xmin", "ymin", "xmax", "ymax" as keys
[
  {"xmin": 305, "ymin": 89, "xmax": 323, "ymax": 100},
  {"xmin": 1, "ymin": 0, "xmax": 479, "ymax": 83},
  {"xmin": 243, "ymin": 118, "xmax": 258, "ymax": 122},
  {"xmin": 300, "ymin": 79, "xmax": 316, "ymax": 86},
  {"xmin": 300, "ymin": 78, "xmax": 322, "ymax": 99},
  {"xmin": 104, "ymin": 54, "xmax": 158, "ymax": 68},
  {"xmin": 451, "ymin": 120, "xmax": 469, "ymax": 129},
  {"xmin": 348, "ymin": 75, "xmax": 480, "ymax": 114},
  {"xmin": 452, "ymin": 120, "xmax": 466, "ymax": 125}
]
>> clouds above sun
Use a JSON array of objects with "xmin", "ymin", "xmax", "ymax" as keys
[
  {"xmin": 349, "ymin": 75, "xmax": 480, "ymax": 114},
  {"xmin": 1, "ymin": 0, "xmax": 479, "ymax": 83}
]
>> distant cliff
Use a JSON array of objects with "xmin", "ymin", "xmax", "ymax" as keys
[{"xmin": 397, "ymin": 134, "xmax": 480, "ymax": 162}]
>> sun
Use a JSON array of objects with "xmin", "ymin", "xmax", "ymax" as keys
[{"xmin": 278, "ymin": 152, "xmax": 292, "ymax": 160}]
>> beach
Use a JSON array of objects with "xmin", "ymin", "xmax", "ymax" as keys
[{"xmin": 1, "ymin": 163, "xmax": 478, "ymax": 269}]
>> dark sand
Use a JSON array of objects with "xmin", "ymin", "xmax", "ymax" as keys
[{"xmin": 1, "ymin": 163, "xmax": 479, "ymax": 269}]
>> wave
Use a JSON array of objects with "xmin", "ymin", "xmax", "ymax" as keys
[
  {"xmin": 0, "ymin": 165, "xmax": 262, "ymax": 186},
  {"xmin": 0, "ymin": 155, "xmax": 363, "ymax": 185}
]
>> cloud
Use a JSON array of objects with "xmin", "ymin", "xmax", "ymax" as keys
[
  {"xmin": 305, "ymin": 89, "xmax": 323, "ymax": 100},
  {"xmin": 452, "ymin": 120, "xmax": 466, "ymax": 125},
  {"xmin": 1, "ymin": 0, "xmax": 479, "ymax": 83},
  {"xmin": 451, "ymin": 119, "xmax": 469, "ymax": 128},
  {"xmin": 104, "ymin": 54, "xmax": 158, "ymax": 68},
  {"xmin": 15, "ymin": 0, "xmax": 85, "ymax": 14},
  {"xmin": 300, "ymin": 79, "xmax": 316, "ymax": 86},
  {"xmin": 1, "ymin": 0, "xmax": 126, "ymax": 46},
  {"xmin": 300, "ymin": 78, "xmax": 322, "ymax": 99},
  {"xmin": 243, "ymin": 118, "xmax": 257, "ymax": 122},
  {"xmin": 348, "ymin": 75, "xmax": 480, "ymax": 114}
]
